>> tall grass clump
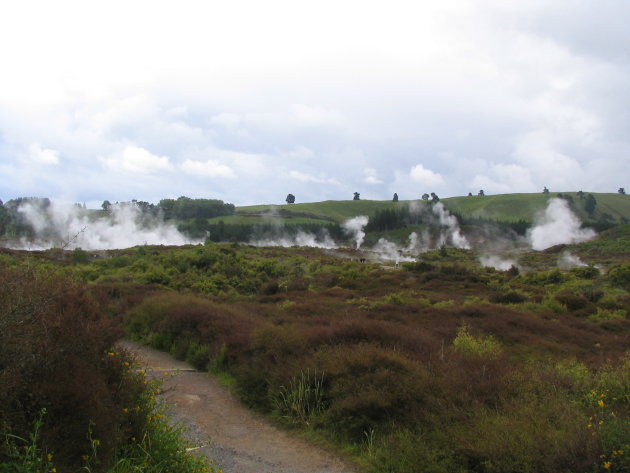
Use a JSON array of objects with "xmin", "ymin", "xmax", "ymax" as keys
[{"xmin": 274, "ymin": 370, "xmax": 326, "ymax": 424}]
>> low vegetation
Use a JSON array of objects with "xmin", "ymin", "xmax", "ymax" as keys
[
  {"xmin": 0, "ymin": 263, "xmax": 215, "ymax": 472},
  {"xmin": 1, "ymin": 220, "xmax": 628, "ymax": 472}
]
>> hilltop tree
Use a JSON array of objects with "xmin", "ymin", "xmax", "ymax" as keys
[
  {"xmin": 286, "ymin": 193, "xmax": 296, "ymax": 204},
  {"xmin": 101, "ymin": 200, "xmax": 112, "ymax": 211},
  {"xmin": 392, "ymin": 193, "xmax": 399, "ymax": 202},
  {"xmin": 619, "ymin": 188, "xmax": 626, "ymax": 195},
  {"xmin": 468, "ymin": 192, "xmax": 473, "ymax": 197},
  {"xmin": 353, "ymin": 192, "xmax": 360, "ymax": 201},
  {"xmin": 585, "ymin": 193, "xmax": 597, "ymax": 215},
  {"xmin": 478, "ymin": 190, "xmax": 485, "ymax": 196},
  {"xmin": 421, "ymin": 193, "xmax": 430, "ymax": 201},
  {"xmin": 577, "ymin": 190, "xmax": 585, "ymax": 199},
  {"xmin": 430, "ymin": 192, "xmax": 439, "ymax": 202}
]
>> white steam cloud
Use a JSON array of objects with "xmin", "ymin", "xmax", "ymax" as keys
[
  {"xmin": 370, "ymin": 237, "xmax": 416, "ymax": 264},
  {"xmin": 528, "ymin": 198, "xmax": 596, "ymax": 250},
  {"xmin": 14, "ymin": 202, "xmax": 198, "ymax": 250},
  {"xmin": 558, "ymin": 250, "xmax": 587, "ymax": 269},
  {"xmin": 342, "ymin": 216, "xmax": 369, "ymax": 249},
  {"xmin": 432, "ymin": 203, "xmax": 470, "ymax": 249},
  {"xmin": 250, "ymin": 230, "xmax": 337, "ymax": 249},
  {"xmin": 480, "ymin": 255, "xmax": 518, "ymax": 271}
]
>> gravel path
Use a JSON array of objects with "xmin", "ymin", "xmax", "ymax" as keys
[{"xmin": 119, "ymin": 341, "xmax": 358, "ymax": 473}]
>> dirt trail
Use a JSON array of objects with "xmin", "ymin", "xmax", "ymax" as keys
[{"xmin": 119, "ymin": 341, "xmax": 358, "ymax": 473}]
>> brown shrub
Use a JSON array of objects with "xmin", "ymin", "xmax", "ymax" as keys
[
  {"xmin": 0, "ymin": 265, "xmax": 146, "ymax": 470},
  {"xmin": 315, "ymin": 343, "xmax": 427, "ymax": 440}
]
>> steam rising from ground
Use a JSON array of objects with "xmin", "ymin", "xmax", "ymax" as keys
[
  {"xmin": 432, "ymin": 203, "xmax": 470, "ymax": 249},
  {"xmin": 13, "ymin": 202, "xmax": 198, "ymax": 250},
  {"xmin": 558, "ymin": 251, "xmax": 587, "ymax": 269},
  {"xmin": 479, "ymin": 255, "xmax": 518, "ymax": 271},
  {"xmin": 251, "ymin": 230, "xmax": 338, "ymax": 249},
  {"xmin": 342, "ymin": 216, "xmax": 369, "ymax": 249},
  {"xmin": 528, "ymin": 198, "xmax": 596, "ymax": 250}
]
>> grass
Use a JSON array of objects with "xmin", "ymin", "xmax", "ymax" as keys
[
  {"xmin": 444, "ymin": 192, "xmax": 630, "ymax": 223},
  {"xmin": 221, "ymin": 193, "xmax": 630, "ymax": 226}
]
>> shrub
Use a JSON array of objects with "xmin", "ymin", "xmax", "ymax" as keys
[
  {"xmin": 316, "ymin": 344, "xmax": 426, "ymax": 440},
  {"xmin": 608, "ymin": 263, "xmax": 630, "ymax": 288},
  {"xmin": 571, "ymin": 265, "xmax": 600, "ymax": 279},
  {"xmin": 554, "ymin": 293, "xmax": 589, "ymax": 311},
  {"xmin": 0, "ymin": 265, "xmax": 147, "ymax": 470},
  {"xmin": 491, "ymin": 291, "xmax": 527, "ymax": 304},
  {"xmin": 186, "ymin": 342, "xmax": 210, "ymax": 370},
  {"xmin": 452, "ymin": 324, "xmax": 502, "ymax": 360},
  {"xmin": 589, "ymin": 308, "xmax": 627, "ymax": 323}
]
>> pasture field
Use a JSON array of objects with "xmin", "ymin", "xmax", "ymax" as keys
[{"xmin": 200, "ymin": 193, "xmax": 629, "ymax": 229}]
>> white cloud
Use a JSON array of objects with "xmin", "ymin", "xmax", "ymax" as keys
[
  {"xmin": 290, "ymin": 104, "xmax": 345, "ymax": 128},
  {"xmin": 181, "ymin": 159, "xmax": 235, "ymax": 178},
  {"xmin": 286, "ymin": 170, "xmax": 340, "ymax": 185},
  {"xmin": 410, "ymin": 164, "xmax": 445, "ymax": 187},
  {"xmin": 364, "ymin": 167, "xmax": 383, "ymax": 184},
  {"xmin": 24, "ymin": 144, "xmax": 60, "ymax": 165},
  {"xmin": 100, "ymin": 145, "xmax": 171, "ymax": 173},
  {"xmin": 470, "ymin": 163, "xmax": 536, "ymax": 194},
  {"xmin": 1, "ymin": 1, "xmax": 629, "ymax": 205}
]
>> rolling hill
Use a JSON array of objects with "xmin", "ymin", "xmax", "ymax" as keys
[{"xmin": 205, "ymin": 192, "xmax": 629, "ymax": 226}]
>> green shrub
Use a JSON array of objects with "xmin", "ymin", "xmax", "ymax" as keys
[
  {"xmin": 368, "ymin": 429, "xmax": 465, "ymax": 473},
  {"xmin": 491, "ymin": 291, "xmax": 527, "ymax": 304},
  {"xmin": 589, "ymin": 308, "xmax": 627, "ymax": 323},
  {"xmin": 608, "ymin": 263, "xmax": 630, "ymax": 288},
  {"xmin": 186, "ymin": 342, "xmax": 210, "ymax": 370},
  {"xmin": 452, "ymin": 324, "xmax": 503, "ymax": 360},
  {"xmin": 571, "ymin": 265, "xmax": 600, "ymax": 279}
]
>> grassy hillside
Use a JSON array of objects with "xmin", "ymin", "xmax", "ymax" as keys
[
  {"xmin": 444, "ymin": 192, "xmax": 630, "ymax": 223},
  {"xmin": 205, "ymin": 193, "xmax": 629, "ymax": 226}
]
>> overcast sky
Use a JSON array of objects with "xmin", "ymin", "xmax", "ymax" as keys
[{"xmin": 1, "ymin": 0, "xmax": 628, "ymax": 207}]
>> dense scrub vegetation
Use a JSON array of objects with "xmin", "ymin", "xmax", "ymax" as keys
[
  {"xmin": 0, "ymin": 262, "xmax": 215, "ymax": 472},
  {"xmin": 2, "ymin": 224, "xmax": 628, "ymax": 472}
]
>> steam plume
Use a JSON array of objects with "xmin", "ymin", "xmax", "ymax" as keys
[
  {"xmin": 432, "ymin": 203, "xmax": 470, "ymax": 249},
  {"xmin": 14, "ymin": 202, "xmax": 198, "ymax": 250},
  {"xmin": 342, "ymin": 216, "xmax": 369, "ymax": 249},
  {"xmin": 558, "ymin": 250, "xmax": 587, "ymax": 269},
  {"xmin": 250, "ymin": 230, "xmax": 337, "ymax": 249},
  {"xmin": 528, "ymin": 198, "xmax": 596, "ymax": 250}
]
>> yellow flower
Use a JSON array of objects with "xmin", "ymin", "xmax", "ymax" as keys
[
  {"xmin": 47, "ymin": 453, "xmax": 53, "ymax": 461},
  {"xmin": 598, "ymin": 399, "xmax": 605, "ymax": 408},
  {"xmin": 93, "ymin": 439, "xmax": 100, "ymax": 447},
  {"xmin": 123, "ymin": 361, "xmax": 130, "ymax": 367},
  {"xmin": 122, "ymin": 408, "xmax": 129, "ymax": 413},
  {"xmin": 82, "ymin": 455, "xmax": 89, "ymax": 461},
  {"xmin": 603, "ymin": 461, "xmax": 613, "ymax": 469},
  {"xmin": 51, "ymin": 468, "xmax": 57, "ymax": 473}
]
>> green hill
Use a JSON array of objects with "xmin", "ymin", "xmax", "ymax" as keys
[
  {"xmin": 206, "ymin": 193, "xmax": 629, "ymax": 226},
  {"xmin": 443, "ymin": 192, "xmax": 630, "ymax": 224}
]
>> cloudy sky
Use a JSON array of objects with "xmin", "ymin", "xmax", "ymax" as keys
[{"xmin": 1, "ymin": 0, "xmax": 628, "ymax": 207}]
